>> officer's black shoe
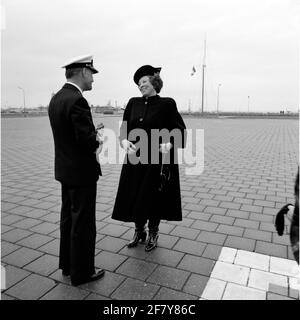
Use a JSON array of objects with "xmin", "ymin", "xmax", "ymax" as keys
[
  {"xmin": 127, "ymin": 230, "xmax": 147, "ymax": 248},
  {"xmin": 145, "ymin": 232, "xmax": 158, "ymax": 252},
  {"xmin": 62, "ymin": 270, "xmax": 70, "ymax": 277},
  {"xmin": 71, "ymin": 269, "xmax": 105, "ymax": 286}
]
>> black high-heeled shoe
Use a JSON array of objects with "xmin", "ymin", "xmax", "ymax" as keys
[
  {"xmin": 127, "ymin": 230, "xmax": 147, "ymax": 248},
  {"xmin": 145, "ymin": 232, "xmax": 158, "ymax": 252}
]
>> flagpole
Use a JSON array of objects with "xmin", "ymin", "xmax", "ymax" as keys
[{"xmin": 201, "ymin": 37, "xmax": 206, "ymax": 113}]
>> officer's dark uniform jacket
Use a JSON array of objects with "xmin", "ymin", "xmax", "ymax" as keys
[{"xmin": 48, "ymin": 83, "xmax": 101, "ymax": 186}]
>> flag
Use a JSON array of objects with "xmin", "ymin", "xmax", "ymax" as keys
[{"xmin": 191, "ymin": 66, "xmax": 196, "ymax": 76}]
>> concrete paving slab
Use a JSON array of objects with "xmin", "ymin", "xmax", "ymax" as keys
[
  {"xmin": 255, "ymin": 241, "xmax": 287, "ymax": 259},
  {"xmin": 145, "ymin": 247, "xmax": 184, "ymax": 267},
  {"xmin": 248, "ymin": 269, "xmax": 288, "ymax": 291},
  {"xmin": 95, "ymin": 251, "xmax": 128, "ymax": 272},
  {"xmin": 4, "ymin": 274, "xmax": 56, "ymax": 300},
  {"xmin": 218, "ymin": 247, "xmax": 237, "ymax": 263},
  {"xmin": 2, "ymin": 214, "xmax": 25, "ymax": 225},
  {"xmin": 16, "ymin": 234, "xmax": 54, "ymax": 250},
  {"xmin": 223, "ymin": 283, "xmax": 266, "ymax": 300},
  {"xmin": 182, "ymin": 273, "xmax": 209, "ymax": 297},
  {"xmin": 147, "ymin": 265, "xmax": 190, "ymax": 290},
  {"xmin": 99, "ymin": 224, "xmax": 129, "ymax": 237},
  {"xmin": 24, "ymin": 254, "xmax": 59, "ymax": 276},
  {"xmin": 116, "ymin": 257, "xmax": 157, "ymax": 281},
  {"xmin": 201, "ymin": 278, "xmax": 226, "ymax": 300},
  {"xmin": 1, "ymin": 225, "xmax": 14, "ymax": 234},
  {"xmin": 96, "ymin": 235, "xmax": 128, "ymax": 253},
  {"xmin": 289, "ymin": 276, "xmax": 300, "ymax": 298},
  {"xmin": 267, "ymin": 292, "xmax": 294, "ymax": 300},
  {"xmin": 197, "ymin": 230, "xmax": 227, "ymax": 246},
  {"xmin": 234, "ymin": 250, "xmax": 270, "ymax": 271},
  {"xmin": 225, "ymin": 236, "xmax": 256, "ymax": 251},
  {"xmin": 268, "ymin": 283, "xmax": 289, "ymax": 297},
  {"xmin": 270, "ymin": 256, "xmax": 299, "ymax": 277},
  {"xmin": 155, "ymin": 233, "xmax": 179, "ymax": 249},
  {"xmin": 85, "ymin": 293, "xmax": 111, "ymax": 300},
  {"xmin": 173, "ymin": 238, "xmax": 206, "ymax": 256},
  {"xmin": 38, "ymin": 238, "xmax": 60, "ymax": 256},
  {"xmin": 2, "ymin": 265, "xmax": 31, "ymax": 290},
  {"xmin": 78, "ymin": 271, "xmax": 125, "ymax": 297},
  {"xmin": 177, "ymin": 255, "xmax": 215, "ymax": 276},
  {"xmin": 2, "ymin": 228, "xmax": 33, "ymax": 243},
  {"xmin": 40, "ymin": 283, "xmax": 90, "ymax": 300},
  {"xmin": 211, "ymin": 261, "xmax": 250, "ymax": 285},
  {"xmin": 170, "ymin": 225, "xmax": 200, "ymax": 240},
  {"xmin": 111, "ymin": 278, "xmax": 159, "ymax": 300},
  {"xmin": 2, "ymin": 247, "xmax": 44, "ymax": 268},
  {"xmin": 1, "ymin": 241, "xmax": 21, "ymax": 257},
  {"xmin": 1, "ymin": 116, "xmax": 299, "ymax": 301},
  {"xmin": 202, "ymin": 244, "xmax": 223, "ymax": 260},
  {"xmin": 153, "ymin": 287, "xmax": 198, "ymax": 300},
  {"xmin": 29, "ymin": 222, "xmax": 59, "ymax": 235}
]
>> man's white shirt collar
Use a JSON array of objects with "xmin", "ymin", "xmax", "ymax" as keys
[{"xmin": 66, "ymin": 81, "xmax": 83, "ymax": 95}]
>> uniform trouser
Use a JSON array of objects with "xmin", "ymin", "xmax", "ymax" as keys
[{"xmin": 59, "ymin": 183, "xmax": 97, "ymax": 280}]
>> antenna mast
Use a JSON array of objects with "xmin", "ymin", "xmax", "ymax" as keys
[{"xmin": 201, "ymin": 37, "xmax": 206, "ymax": 113}]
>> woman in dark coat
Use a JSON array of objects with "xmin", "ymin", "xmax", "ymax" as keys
[{"xmin": 112, "ymin": 65, "xmax": 186, "ymax": 251}]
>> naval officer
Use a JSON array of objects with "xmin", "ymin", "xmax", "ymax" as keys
[{"xmin": 48, "ymin": 55, "xmax": 105, "ymax": 286}]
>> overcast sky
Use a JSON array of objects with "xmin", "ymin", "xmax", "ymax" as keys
[{"xmin": 1, "ymin": 0, "xmax": 299, "ymax": 112}]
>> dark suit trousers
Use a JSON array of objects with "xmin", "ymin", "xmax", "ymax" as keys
[{"xmin": 59, "ymin": 183, "xmax": 97, "ymax": 281}]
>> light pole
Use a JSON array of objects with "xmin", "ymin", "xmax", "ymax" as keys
[
  {"xmin": 247, "ymin": 95, "xmax": 250, "ymax": 113},
  {"xmin": 217, "ymin": 83, "xmax": 221, "ymax": 113},
  {"xmin": 18, "ymin": 86, "xmax": 26, "ymax": 115}
]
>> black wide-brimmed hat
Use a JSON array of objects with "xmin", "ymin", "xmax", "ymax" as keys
[{"xmin": 133, "ymin": 65, "xmax": 161, "ymax": 84}]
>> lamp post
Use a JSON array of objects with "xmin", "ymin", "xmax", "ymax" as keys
[
  {"xmin": 247, "ymin": 95, "xmax": 250, "ymax": 113},
  {"xmin": 18, "ymin": 86, "xmax": 26, "ymax": 115},
  {"xmin": 217, "ymin": 83, "xmax": 221, "ymax": 113}
]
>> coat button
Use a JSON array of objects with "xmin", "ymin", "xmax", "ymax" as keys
[{"xmin": 139, "ymin": 118, "xmax": 143, "ymax": 122}]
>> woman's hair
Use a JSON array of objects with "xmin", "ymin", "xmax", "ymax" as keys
[{"xmin": 148, "ymin": 74, "xmax": 163, "ymax": 93}]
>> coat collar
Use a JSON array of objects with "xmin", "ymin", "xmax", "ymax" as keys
[
  {"xmin": 63, "ymin": 82, "xmax": 83, "ymax": 94},
  {"xmin": 143, "ymin": 94, "xmax": 160, "ymax": 102}
]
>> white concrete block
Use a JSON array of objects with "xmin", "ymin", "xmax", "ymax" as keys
[
  {"xmin": 211, "ymin": 261, "xmax": 250, "ymax": 285},
  {"xmin": 270, "ymin": 256, "xmax": 299, "ymax": 277},
  {"xmin": 234, "ymin": 250, "xmax": 270, "ymax": 271},
  {"xmin": 219, "ymin": 247, "xmax": 237, "ymax": 264},
  {"xmin": 248, "ymin": 269, "xmax": 288, "ymax": 291},
  {"xmin": 201, "ymin": 278, "xmax": 226, "ymax": 300},
  {"xmin": 289, "ymin": 276, "xmax": 300, "ymax": 291},
  {"xmin": 223, "ymin": 282, "xmax": 266, "ymax": 300},
  {"xmin": 289, "ymin": 276, "xmax": 300, "ymax": 299}
]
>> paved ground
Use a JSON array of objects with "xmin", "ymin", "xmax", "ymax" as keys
[{"xmin": 1, "ymin": 115, "xmax": 299, "ymax": 300}]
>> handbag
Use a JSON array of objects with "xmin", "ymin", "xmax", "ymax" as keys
[
  {"xmin": 158, "ymin": 153, "xmax": 171, "ymax": 192},
  {"xmin": 95, "ymin": 122, "xmax": 104, "ymax": 164}
]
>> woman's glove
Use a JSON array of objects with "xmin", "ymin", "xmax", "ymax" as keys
[
  {"xmin": 159, "ymin": 142, "xmax": 173, "ymax": 154},
  {"xmin": 121, "ymin": 139, "xmax": 137, "ymax": 155}
]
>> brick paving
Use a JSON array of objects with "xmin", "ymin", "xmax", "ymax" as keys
[{"xmin": 1, "ymin": 115, "xmax": 299, "ymax": 300}]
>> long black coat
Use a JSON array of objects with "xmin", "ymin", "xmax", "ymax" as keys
[
  {"xmin": 112, "ymin": 95, "xmax": 186, "ymax": 222},
  {"xmin": 48, "ymin": 84, "xmax": 101, "ymax": 186}
]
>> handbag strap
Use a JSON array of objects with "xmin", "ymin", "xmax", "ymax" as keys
[{"xmin": 160, "ymin": 153, "xmax": 167, "ymax": 174}]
